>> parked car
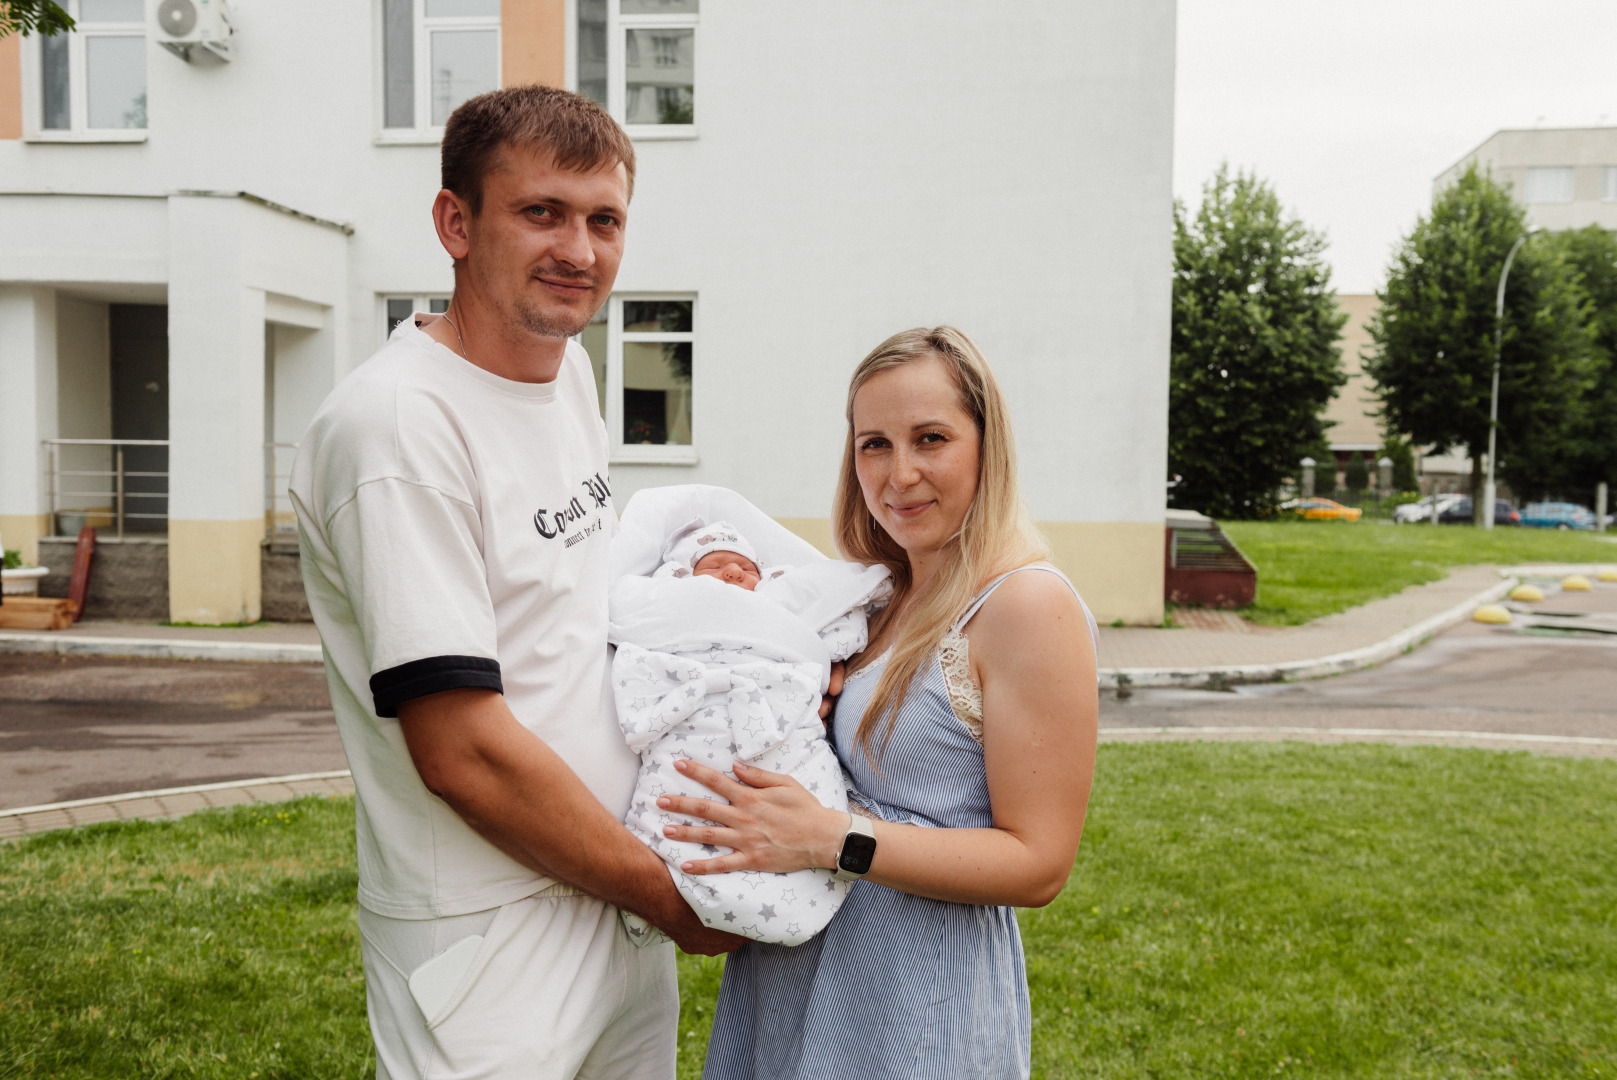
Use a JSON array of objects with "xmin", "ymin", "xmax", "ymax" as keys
[
  {"xmin": 1394, "ymin": 494, "xmax": 1465, "ymax": 524},
  {"xmin": 1436, "ymin": 497, "xmax": 1519, "ymax": 526},
  {"xmin": 1519, "ymin": 501, "xmax": 1597, "ymax": 530},
  {"xmin": 1279, "ymin": 497, "xmax": 1363, "ymax": 522}
]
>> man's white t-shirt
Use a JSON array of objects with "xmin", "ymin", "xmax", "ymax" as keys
[{"xmin": 290, "ymin": 316, "xmax": 637, "ymax": 919}]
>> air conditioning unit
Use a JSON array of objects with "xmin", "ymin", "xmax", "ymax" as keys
[{"xmin": 153, "ymin": 0, "xmax": 234, "ymax": 62}]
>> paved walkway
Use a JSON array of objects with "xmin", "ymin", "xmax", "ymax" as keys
[
  {"xmin": 1, "ymin": 564, "xmax": 1530, "ymax": 677},
  {"xmin": 1095, "ymin": 564, "xmax": 1505, "ymax": 669}
]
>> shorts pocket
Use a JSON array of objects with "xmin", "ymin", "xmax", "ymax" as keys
[{"xmin": 413, "ymin": 907, "xmax": 509, "ymax": 1031}]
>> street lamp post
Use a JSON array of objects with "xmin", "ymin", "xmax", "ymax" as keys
[{"xmin": 1483, "ymin": 230, "xmax": 1535, "ymax": 530}]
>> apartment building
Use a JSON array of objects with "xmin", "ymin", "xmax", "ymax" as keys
[{"xmin": 0, "ymin": 1, "xmax": 1176, "ymax": 624}]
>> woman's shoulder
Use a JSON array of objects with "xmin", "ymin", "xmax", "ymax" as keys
[
  {"xmin": 972, "ymin": 565, "xmax": 1081, "ymax": 620},
  {"xmin": 963, "ymin": 566, "xmax": 1093, "ymax": 664}
]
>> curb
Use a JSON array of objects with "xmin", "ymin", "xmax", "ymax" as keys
[
  {"xmin": 0, "ymin": 770, "xmax": 354, "ymax": 819},
  {"xmin": 1098, "ymin": 725, "xmax": 1617, "ymax": 748},
  {"xmin": 0, "ymin": 574, "xmax": 1527, "ymax": 681},
  {"xmin": 1099, "ymin": 576, "xmax": 1517, "ymax": 691},
  {"xmin": 1, "ymin": 770, "xmax": 355, "ymax": 841},
  {"xmin": 0, "ymin": 631, "xmax": 322, "ymax": 663}
]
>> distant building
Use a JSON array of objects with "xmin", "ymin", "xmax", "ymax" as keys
[
  {"xmin": 1425, "ymin": 127, "xmax": 1617, "ymax": 498},
  {"xmin": 1436, "ymin": 126, "xmax": 1617, "ymax": 232},
  {"xmin": 0, "ymin": 2, "xmax": 1178, "ymax": 625},
  {"xmin": 1321, "ymin": 294, "xmax": 1382, "ymax": 486}
]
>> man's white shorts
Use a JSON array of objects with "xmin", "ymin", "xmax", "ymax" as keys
[{"xmin": 358, "ymin": 885, "xmax": 678, "ymax": 1080}]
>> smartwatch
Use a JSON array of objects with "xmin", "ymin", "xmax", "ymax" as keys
[{"xmin": 834, "ymin": 813, "xmax": 878, "ymax": 881}]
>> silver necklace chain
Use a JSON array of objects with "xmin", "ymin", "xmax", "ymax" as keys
[{"xmin": 440, "ymin": 311, "xmax": 469, "ymax": 360}]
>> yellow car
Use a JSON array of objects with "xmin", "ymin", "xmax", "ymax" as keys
[{"xmin": 1282, "ymin": 498, "xmax": 1363, "ymax": 522}]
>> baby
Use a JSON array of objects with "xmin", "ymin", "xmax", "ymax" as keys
[{"xmin": 609, "ymin": 514, "xmax": 890, "ymax": 947}]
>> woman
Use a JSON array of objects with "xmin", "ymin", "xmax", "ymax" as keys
[{"xmin": 660, "ymin": 326, "xmax": 1099, "ymax": 1079}]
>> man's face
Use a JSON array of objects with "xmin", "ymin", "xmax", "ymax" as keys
[{"xmin": 462, "ymin": 145, "xmax": 629, "ymax": 338}]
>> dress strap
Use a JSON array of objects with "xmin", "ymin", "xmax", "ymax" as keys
[{"xmin": 952, "ymin": 563, "xmax": 1099, "ymax": 651}]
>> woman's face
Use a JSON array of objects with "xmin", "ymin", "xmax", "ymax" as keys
[{"xmin": 851, "ymin": 354, "xmax": 981, "ymax": 564}]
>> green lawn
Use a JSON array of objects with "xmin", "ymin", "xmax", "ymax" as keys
[
  {"xmin": 1220, "ymin": 519, "xmax": 1617, "ymax": 625},
  {"xmin": 5, "ymin": 743, "xmax": 1616, "ymax": 1078}
]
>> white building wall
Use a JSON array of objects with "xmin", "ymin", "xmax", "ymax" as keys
[
  {"xmin": 55, "ymin": 295, "xmax": 112, "ymax": 440},
  {"xmin": 0, "ymin": 288, "xmax": 59, "ymax": 563},
  {"xmin": 0, "ymin": 0, "xmax": 1175, "ymax": 621}
]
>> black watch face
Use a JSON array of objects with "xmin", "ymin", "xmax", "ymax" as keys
[{"xmin": 838, "ymin": 831, "xmax": 878, "ymax": 876}]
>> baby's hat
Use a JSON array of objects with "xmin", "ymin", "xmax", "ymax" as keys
[{"xmin": 662, "ymin": 519, "xmax": 758, "ymax": 572}]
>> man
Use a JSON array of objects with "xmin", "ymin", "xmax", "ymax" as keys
[{"xmin": 290, "ymin": 86, "xmax": 740, "ymax": 1079}]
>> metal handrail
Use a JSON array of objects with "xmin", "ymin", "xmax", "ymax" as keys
[
  {"xmin": 44, "ymin": 438, "xmax": 170, "ymax": 539},
  {"xmin": 265, "ymin": 441, "xmax": 299, "ymax": 542}
]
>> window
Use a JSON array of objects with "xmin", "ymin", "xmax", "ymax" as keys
[
  {"xmin": 577, "ymin": 296, "xmax": 695, "ymax": 463},
  {"xmin": 382, "ymin": 296, "xmax": 450, "ymax": 341},
  {"xmin": 1524, "ymin": 166, "xmax": 1574, "ymax": 204},
  {"xmin": 380, "ymin": 0, "xmax": 500, "ymax": 139},
  {"xmin": 576, "ymin": 0, "xmax": 696, "ymax": 137},
  {"xmin": 1603, "ymin": 167, "xmax": 1617, "ymax": 203},
  {"xmin": 30, "ymin": 0, "xmax": 146, "ymax": 140}
]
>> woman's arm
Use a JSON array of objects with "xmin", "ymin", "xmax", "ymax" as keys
[{"xmin": 660, "ymin": 570, "xmax": 1098, "ymax": 908}]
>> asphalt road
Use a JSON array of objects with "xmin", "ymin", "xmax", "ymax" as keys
[
  {"xmin": 3, "ymin": 584, "xmax": 1614, "ymax": 810},
  {"xmin": 1102, "ymin": 584, "xmax": 1617, "ymax": 757},
  {"xmin": 0, "ymin": 655, "xmax": 341, "ymax": 809}
]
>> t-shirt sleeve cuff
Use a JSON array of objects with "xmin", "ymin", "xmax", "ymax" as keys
[{"xmin": 369, "ymin": 655, "xmax": 503, "ymax": 718}]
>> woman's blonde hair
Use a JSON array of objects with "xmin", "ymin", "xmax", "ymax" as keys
[{"xmin": 834, "ymin": 326, "xmax": 1048, "ymax": 762}]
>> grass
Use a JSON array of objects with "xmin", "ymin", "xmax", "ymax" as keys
[
  {"xmin": 1220, "ymin": 518, "xmax": 1617, "ymax": 625},
  {"xmin": 5, "ymin": 743, "xmax": 1617, "ymax": 1078}
]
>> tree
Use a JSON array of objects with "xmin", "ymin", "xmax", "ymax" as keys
[
  {"xmin": 0, "ymin": 1, "xmax": 73, "ymax": 37},
  {"xmin": 1380, "ymin": 435, "xmax": 1419, "ymax": 493},
  {"xmin": 1168, "ymin": 166, "xmax": 1348, "ymax": 519},
  {"xmin": 1343, "ymin": 451, "xmax": 1368, "ymax": 493},
  {"xmin": 1365, "ymin": 164, "xmax": 1597, "ymax": 516},
  {"xmin": 1541, "ymin": 225, "xmax": 1617, "ymax": 498}
]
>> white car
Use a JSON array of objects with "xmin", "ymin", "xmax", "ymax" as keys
[{"xmin": 1394, "ymin": 494, "xmax": 1465, "ymax": 524}]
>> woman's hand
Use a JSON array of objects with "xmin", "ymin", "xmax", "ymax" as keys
[{"xmin": 659, "ymin": 759, "xmax": 848, "ymax": 876}]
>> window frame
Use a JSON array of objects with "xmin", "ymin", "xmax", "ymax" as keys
[
  {"xmin": 374, "ymin": 0, "xmax": 502, "ymax": 146},
  {"xmin": 1602, "ymin": 166, "xmax": 1617, "ymax": 204},
  {"xmin": 599, "ymin": 293, "xmax": 698, "ymax": 465},
  {"xmin": 22, "ymin": 0, "xmax": 148, "ymax": 143},
  {"xmin": 380, "ymin": 294, "xmax": 451, "ymax": 343},
  {"xmin": 588, "ymin": 1, "xmax": 698, "ymax": 141}
]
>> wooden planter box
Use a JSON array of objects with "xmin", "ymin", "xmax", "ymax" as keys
[
  {"xmin": 1164, "ymin": 510, "xmax": 1257, "ymax": 609},
  {"xmin": 0, "ymin": 597, "xmax": 78, "ymax": 630}
]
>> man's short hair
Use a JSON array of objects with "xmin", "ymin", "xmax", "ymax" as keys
[{"xmin": 441, "ymin": 85, "xmax": 636, "ymax": 215}]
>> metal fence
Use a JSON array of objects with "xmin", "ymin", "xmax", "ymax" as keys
[{"xmin": 45, "ymin": 438, "xmax": 169, "ymax": 539}]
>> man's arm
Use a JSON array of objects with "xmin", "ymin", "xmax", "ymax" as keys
[{"xmin": 397, "ymin": 687, "xmax": 743, "ymax": 955}]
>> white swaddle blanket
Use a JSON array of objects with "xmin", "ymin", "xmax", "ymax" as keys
[{"xmin": 609, "ymin": 485, "xmax": 890, "ymax": 946}]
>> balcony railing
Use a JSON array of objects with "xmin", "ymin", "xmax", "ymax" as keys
[
  {"xmin": 45, "ymin": 439, "xmax": 300, "ymax": 543},
  {"xmin": 45, "ymin": 438, "xmax": 169, "ymax": 539}
]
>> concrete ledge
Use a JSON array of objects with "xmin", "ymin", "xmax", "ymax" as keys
[
  {"xmin": 0, "ymin": 630, "xmax": 322, "ymax": 663},
  {"xmin": 1100, "ymin": 576, "xmax": 1517, "ymax": 691},
  {"xmin": 0, "ymin": 770, "xmax": 354, "ymax": 841}
]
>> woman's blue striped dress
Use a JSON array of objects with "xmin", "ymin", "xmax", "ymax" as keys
[{"xmin": 702, "ymin": 574, "xmax": 1042, "ymax": 1080}]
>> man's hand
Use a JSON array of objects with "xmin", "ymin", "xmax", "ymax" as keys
[
  {"xmin": 819, "ymin": 661, "xmax": 846, "ymax": 722},
  {"xmin": 398, "ymin": 687, "xmax": 741, "ymax": 955},
  {"xmin": 643, "ymin": 880, "xmax": 748, "ymax": 955}
]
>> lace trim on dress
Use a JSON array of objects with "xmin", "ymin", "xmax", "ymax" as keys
[{"xmin": 938, "ymin": 626, "xmax": 984, "ymax": 744}]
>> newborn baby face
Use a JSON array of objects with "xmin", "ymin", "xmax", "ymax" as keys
[{"xmin": 693, "ymin": 550, "xmax": 761, "ymax": 591}]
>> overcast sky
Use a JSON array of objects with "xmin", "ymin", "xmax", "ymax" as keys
[{"xmin": 1174, "ymin": 0, "xmax": 1617, "ymax": 294}]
